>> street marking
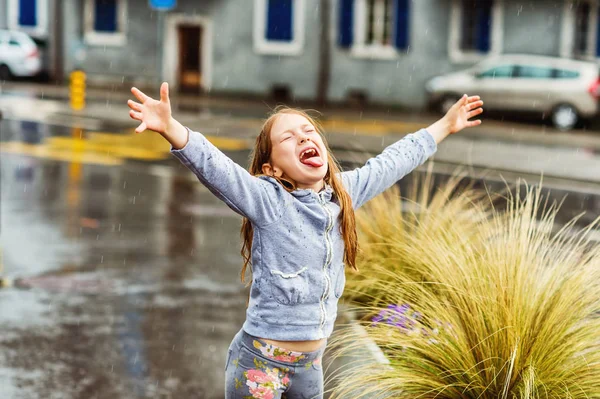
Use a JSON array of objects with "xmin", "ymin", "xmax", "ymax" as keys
[
  {"xmin": 0, "ymin": 141, "xmax": 122, "ymax": 165},
  {"xmin": 0, "ymin": 117, "xmax": 422, "ymax": 167},
  {"xmin": 0, "ymin": 128, "xmax": 251, "ymax": 166}
]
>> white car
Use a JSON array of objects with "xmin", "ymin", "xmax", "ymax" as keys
[
  {"xmin": 426, "ymin": 54, "xmax": 600, "ymax": 130},
  {"xmin": 0, "ymin": 30, "xmax": 42, "ymax": 80}
]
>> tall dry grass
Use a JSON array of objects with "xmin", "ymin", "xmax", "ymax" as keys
[{"xmin": 327, "ymin": 173, "xmax": 600, "ymax": 399}]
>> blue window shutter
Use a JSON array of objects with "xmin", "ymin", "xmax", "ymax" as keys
[
  {"xmin": 266, "ymin": 0, "xmax": 293, "ymax": 42},
  {"xmin": 475, "ymin": 1, "xmax": 491, "ymax": 52},
  {"xmin": 339, "ymin": 0, "xmax": 354, "ymax": 48},
  {"xmin": 19, "ymin": 0, "xmax": 37, "ymax": 27},
  {"xmin": 395, "ymin": 0, "xmax": 409, "ymax": 50},
  {"xmin": 94, "ymin": 0, "xmax": 118, "ymax": 32}
]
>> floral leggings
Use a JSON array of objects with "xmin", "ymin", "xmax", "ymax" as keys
[{"xmin": 224, "ymin": 328, "xmax": 327, "ymax": 399}]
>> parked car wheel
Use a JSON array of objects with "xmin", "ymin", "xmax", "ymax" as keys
[
  {"xmin": 439, "ymin": 94, "xmax": 460, "ymax": 114},
  {"xmin": 0, "ymin": 64, "xmax": 12, "ymax": 81},
  {"xmin": 551, "ymin": 104, "xmax": 579, "ymax": 131}
]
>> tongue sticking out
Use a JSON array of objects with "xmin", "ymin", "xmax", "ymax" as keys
[{"xmin": 301, "ymin": 156, "xmax": 324, "ymax": 168}]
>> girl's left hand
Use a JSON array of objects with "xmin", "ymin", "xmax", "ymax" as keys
[{"xmin": 444, "ymin": 94, "xmax": 484, "ymax": 134}]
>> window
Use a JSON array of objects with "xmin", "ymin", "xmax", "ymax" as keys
[
  {"xmin": 517, "ymin": 65, "xmax": 553, "ymax": 79},
  {"xmin": 339, "ymin": 0, "xmax": 354, "ymax": 47},
  {"xmin": 94, "ymin": 0, "xmax": 118, "ymax": 32},
  {"xmin": 8, "ymin": 0, "xmax": 48, "ymax": 36},
  {"xmin": 365, "ymin": 0, "xmax": 394, "ymax": 46},
  {"xmin": 266, "ymin": 0, "xmax": 293, "ymax": 42},
  {"xmin": 554, "ymin": 69, "xmax": 580, "ymax": 79},
  {"xmin": 478, "ymin": 65, "xmax": 514, "ymax": 78},
  {"xmin": 18, "ymin": 0, "xmax": 36, "ymax": 27},
  {"xmin": 84, "ymin": 0, "xmax": 127, "ymax": 46},
  {"xmin": 253, "ymin": 0, "xmax": 305, "ymax": 55},
  {"xmin": 339, "ymin": 0, "xmax": 411, "ymax": 58},
  {"xmin": 460, "ymin": 0, "xmax": 492, "ymax": 52},
  {"xmin": 571, "ymin": 0, "xmax": 600, "ymax": 58},
  {"xmin": 561, "ymin": 0, "xmax": 600, "ymax": 59},
  {"xmin": 449, "ymin": 0, "xmax": 502, "ymax": 63}
]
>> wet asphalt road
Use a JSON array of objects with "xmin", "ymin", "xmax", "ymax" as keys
[
  {"xmin": 1, "ymin": 116, "xmax": 600, "ymax": 399},
  {"xmin": 0, "ymin": 119, "xmax": 252, "ymax": 398}
]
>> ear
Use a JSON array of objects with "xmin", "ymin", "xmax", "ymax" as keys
[{"xmin": 262, "ymin": 163, "xmax": 282, "ymax": 177}]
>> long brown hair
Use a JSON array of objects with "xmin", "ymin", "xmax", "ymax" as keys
[{"xmin": 240, "ymin": 107, "xmax": 359, "ymax": 290}]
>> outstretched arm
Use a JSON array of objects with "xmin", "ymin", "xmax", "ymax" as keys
[
  {"xmin": 127, "ymin": 83, "xmax": 286, "ymax": 226},
  {"xmin": 426, "ymin": 94, "xmax": 483, "ymax": 144},
  {"xmin": 341, "ymin": 94, "xmax": 483, "ymax": 209},
  {"xmin": 128, "ymin": 82, "xmax": 189, "ymax": 149}
]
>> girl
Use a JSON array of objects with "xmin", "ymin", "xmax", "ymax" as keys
[{"xmin": 127, "ymin": 83, "xmax": 483, "ymax": 399}]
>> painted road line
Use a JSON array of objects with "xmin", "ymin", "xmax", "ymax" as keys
[
  {"xmin": 0, "ymin": 130, "xmax": 251, "ymax": 166},
  {"xmin": 0, "ymin": 141, "xmax": 122, "ymax": 165}
]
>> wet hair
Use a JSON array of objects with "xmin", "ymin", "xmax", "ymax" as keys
[{"xmin": 240, "ymin": 107, "xmax": 359, "ymax": 297}]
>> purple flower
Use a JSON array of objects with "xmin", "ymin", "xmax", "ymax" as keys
[
  {"xmin": 371, "ymin": 303, "xmax": 413, "ymax": 329},
  {"xmin": 370, "ymin": 303, "xmax": 453, "ymax": 343}
]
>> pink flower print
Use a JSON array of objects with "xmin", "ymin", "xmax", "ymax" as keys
[
  {"xmin": 274, "ymin": 354, "xmax": 298, "ymax": 363},
  {"xmin": 313, "ymin": 357, "xmax": 322, "ymax": 366},
  {"xmin": 249, "ymin": 385, "xmax": 275, "ymax": 399},
  {"xmin": 266, "ymin": 368, "xmax": 281, "ymax": 384},
  {"xmin": 281, "ymin": 375, "xmax": 290, "ymax": 386},
  {"xmin": 246, "ymin": 369, "xmax": 271, "ymax": 384}
]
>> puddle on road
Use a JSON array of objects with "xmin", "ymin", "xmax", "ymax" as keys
[{"xmin": 0, "ymin": 126, "xmax": 251, "ymax": 397}]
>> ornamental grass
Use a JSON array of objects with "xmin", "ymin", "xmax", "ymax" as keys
[{"xmin": 327, "ymin": 173, "xmax": 600, "ymax": 399}]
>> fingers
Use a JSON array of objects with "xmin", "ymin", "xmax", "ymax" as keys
[
  {"xmin": 127, "ymin": 99, "xmax": 142, "ymax": 112},
  {"xmin": 131, "ymin": 87, "xmax": 150, "ymax": 103},
  {"xmin": 467, "ymin": 100, "xmax": 484, "ymax": 111},
  {"xmin": 467, "ymin": 95, "xmax": 480, "ymax": 102},
  {"xmin": 129, "ymin": 109, "xmax": 142, "ymax": 121},
  {"xmin": 451, "ymin": 94, "xmax": 467, "ymax": 110},
  {"xmin": 467, "ymin": 107, "xmax": 484, "ymax": 119},
  {"xmin": 128, "ymin": 100, "xmax": 145, "ymax": 133},
  {"xmin": 135, "ymin": 122, "xmax": 147, "ymax": 133},
  {"xmin": 467, "ymin": 120, "xmax": 482, "ymax": 127},
  {"xmin": 160, "ymin": 82, "xmax": 169, "ymax": 103}
]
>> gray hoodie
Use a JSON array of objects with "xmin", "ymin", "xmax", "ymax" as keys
[{"xmin": 171, "ymin": 127, "xmax": 437, "ymax": 340}]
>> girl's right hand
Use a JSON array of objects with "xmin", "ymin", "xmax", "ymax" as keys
[{"xmin": 128, "ymin": 82, "xmax": 172, "ymax": 134}]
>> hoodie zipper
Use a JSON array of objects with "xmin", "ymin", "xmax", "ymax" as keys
[{"xmin": 318, "ymin": 193, "xmax": 333, "ymax": 331}]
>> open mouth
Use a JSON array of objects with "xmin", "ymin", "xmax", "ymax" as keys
[{"xmin": 299, "ymin": 147, "xmax": 324, "ymax": 168}]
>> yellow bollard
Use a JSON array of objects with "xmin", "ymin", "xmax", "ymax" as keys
[
  {"xmin": 69, "ymin": 70, "xmax": 86, "ymax": 110},
  {"xmin": 0, "ymin": 247, "xmax": 11, "ymax": 288}
]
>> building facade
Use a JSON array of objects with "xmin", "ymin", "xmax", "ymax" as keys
[{"xmin": 0, "ymin": 0, "xmax": 597, "ymax": 108}]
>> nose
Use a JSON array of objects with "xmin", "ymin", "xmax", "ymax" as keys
[{"xmin": 298, "ymin": 134, "xmax": 311, "ymax": 144}]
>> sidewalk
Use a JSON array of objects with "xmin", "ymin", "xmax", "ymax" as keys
[
  {"xmin": 3, "ymin": 81, "xmax": 600, "ymax": 150},
  {"xmin": 2, "ymin": 82, "xmax": 600, "ymax": 188}
]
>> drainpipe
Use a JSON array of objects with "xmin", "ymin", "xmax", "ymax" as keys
[
  {"xmin": 157, "ymin": 10, "xmax": 165, "ymax": 89},
  {"xmin": 51, "ymin": 0, "xmax": 64, "ymax": 82},
  {"xmin": 316, "ymin": 0, "xmax": 331, "ymax": 107}
]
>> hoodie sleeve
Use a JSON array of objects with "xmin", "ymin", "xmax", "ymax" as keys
[
  {"xmin": 170, "ymin": 128, "xmax": 286, "ymax": 226},
  {"xmin": 340, "ymin": 128, "xmax": 437, "ymax": 210}
]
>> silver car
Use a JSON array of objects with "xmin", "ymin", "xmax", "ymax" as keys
[
  {"xmin": 0, "ymin": 30, "xmax": 42, "ymax": 81},
  {"xmin": 426, "ymin": 54, "xmax": 600, "ymax": 130}
]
